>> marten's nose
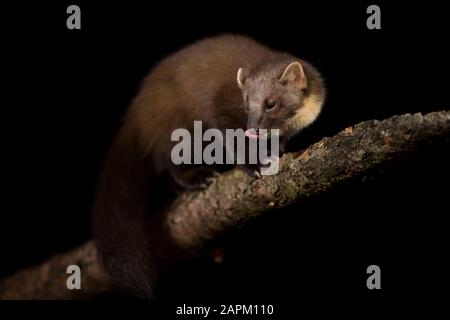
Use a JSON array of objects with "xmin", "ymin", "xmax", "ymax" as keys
[
  {"xmin": 246, "ymin": 111, "xmax": 263, "ymax": 139},
  {"xmin": 246, "ymin": 112, "xmax": 263, "ymax": 131},
  {"xmin": 246, "ymin": 114, "xmax": 261, "ymax": 139}
]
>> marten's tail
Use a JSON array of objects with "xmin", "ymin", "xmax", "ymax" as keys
[
  {"xmin": 93, "ymin": 214, "xmax": 156, "ymax": 298},
  {"xmin": 91, "ymin": 129, "xmax": 157, "ymax": 298}
]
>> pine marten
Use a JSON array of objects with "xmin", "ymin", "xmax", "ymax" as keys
[{"xmin": 92, "ymin": 34, "xmax": 326, "ymax": 297}]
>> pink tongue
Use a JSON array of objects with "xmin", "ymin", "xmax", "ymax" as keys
[{"xmin": 245, "ymin": 129, "xmax": 259, "ymax": 139}]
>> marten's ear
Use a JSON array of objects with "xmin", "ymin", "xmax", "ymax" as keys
[
  {"xmin": 237, "ymin": 67, "xmax": 249, "ymax": 90},
  {"xmin": 279, "ymin": 62, "xmax": 307, "ymax": 90}
]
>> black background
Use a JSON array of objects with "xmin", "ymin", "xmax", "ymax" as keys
[{"xmin": 2, "ymin": 0, "xmax": 449, "ymax": 315}]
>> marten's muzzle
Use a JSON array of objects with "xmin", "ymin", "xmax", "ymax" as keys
[{"xmin": 246, "ymin": 111, "xmax": 264, "ymax": 139}]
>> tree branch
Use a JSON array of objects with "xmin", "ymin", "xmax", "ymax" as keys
[
  {"xmin": 165, "ymin": 111, "xmax": 450, "ymax": 251},
  {"xmin": 1, "ymin": 111, "xmax": 449, "ymax": 299},
  {"xmin": 0, "ymin": 242, "xmax": 111, "ymax": 299}
]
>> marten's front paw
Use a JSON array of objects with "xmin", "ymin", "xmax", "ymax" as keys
[
  {"xmin": 196, "ymin": 171, "xmax": 220, "ymax": 190},
  {"xmin": 236, "ymin": 164, "xmax": 261, "ymax": 179},
  {"xmin": 170, "ymin": 166, "xmax": 219, "ymax": 191}
]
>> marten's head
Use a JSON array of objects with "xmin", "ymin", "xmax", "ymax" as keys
[{"xmin": 237, "ymin": 60, "xmax": 325, "ymax": 139}]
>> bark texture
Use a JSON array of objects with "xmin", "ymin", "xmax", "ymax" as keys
[
  {"xmin": 165, "ymin": 111, "xmax": 450, "ymax": 251},
  {"xmin": 1, "ymin": 110, "xmax": 449, "ymax": 299},
  {"xmin": 0, "ymin": 242, "xmax": 111, "ymax": 299}
]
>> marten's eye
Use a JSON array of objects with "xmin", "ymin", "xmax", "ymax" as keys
[{"xmin": 265, "ymin": 101, "xmax": 276, "ymax": 111}]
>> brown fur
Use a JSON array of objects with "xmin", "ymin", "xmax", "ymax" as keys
[{"xmin": 92, "ymin": 34, "xmax": 325, "ymax": 297}]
